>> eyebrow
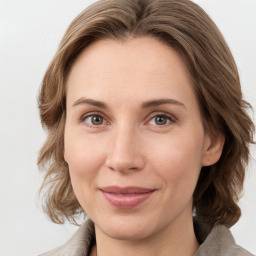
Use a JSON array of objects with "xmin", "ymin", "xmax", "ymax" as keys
[
  {"xmin": 72, "ymin": 97, "xmax": 186, "ymax": 109},
  {"xmin": 72, "ymin": 98, "xmax": 107, "ymax": 109},
  {"xmin": 141, "ymin": 98, "xmax": 186, "ymax": 109}
]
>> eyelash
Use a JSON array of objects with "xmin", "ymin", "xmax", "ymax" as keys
[
  {"xmin": 146, "ymin": 112, "xmax": 177, "ymax": 127},
  {"xmin": 79, "ymin": 112, "xmax": 177, "ymax": 128},
  {"xmin": 80, "ymin": 112, "xmax": 108, "ymax": 128}
]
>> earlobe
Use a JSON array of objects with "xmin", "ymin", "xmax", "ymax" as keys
[
  {"xmin": 64, "ymin": 150, "xmax": 68, "ymax": 163},
  {"xmin": 202, "ymin": 133, "xmax": 225, "ymax": 167}
]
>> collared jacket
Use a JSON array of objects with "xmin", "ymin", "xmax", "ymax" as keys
[{"xmin": 40, "ymin": 219, "xmax": 254, "ymax": 256}]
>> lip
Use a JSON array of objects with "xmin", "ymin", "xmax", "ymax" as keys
[{"xmin": 100, "ymin": 186, "xmax": 155, "ymax": 209}]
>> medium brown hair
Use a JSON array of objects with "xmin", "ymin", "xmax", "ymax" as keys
[{"xmin": 38, "ymin": 0, "xmax": 255, "ymax": 227}]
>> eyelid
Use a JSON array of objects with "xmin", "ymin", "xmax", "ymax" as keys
[
  {"xmin": 78, "ymin": 111, "xmax": 177, "ymax": 127},
  {"xmin": 80, "ymin": 111, "xmax": 109, "ymax": 126},
  {"xmin": 145, "ymin": 111, "xmax": 177, "ymax": 125}
]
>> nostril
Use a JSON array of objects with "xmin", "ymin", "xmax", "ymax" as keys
[
  {"xmin": 106, "ymin": 156, "xmax": 144, "ymax": 173},
  {"xmin": 105, "ymin": 134, "xmax": 145, "ymax": 172}
]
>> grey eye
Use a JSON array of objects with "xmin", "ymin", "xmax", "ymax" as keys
[
  {"xmin": 148, "ymin": 114, "xmax": 172, "ymax": 126},
  {"xmin": 85, "ymin": 115, "xmax": 104, "ymax": 125},
  {"xmin": 154, "ymin": 115, "xmax": 168, "ymax": 125}
]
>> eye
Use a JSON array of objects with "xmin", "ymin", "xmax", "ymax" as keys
[
  {"xmin": 83, "ymin": 114, "xmax": 105, "ymax": 126},
  {"xmin": 148, "ymin": 114, "xmax": 174, "ymax": 126}
]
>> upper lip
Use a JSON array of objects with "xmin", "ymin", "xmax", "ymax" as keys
[{"xmin": 100, "ymin": 186, "xmax": 155, "ymax": 194}]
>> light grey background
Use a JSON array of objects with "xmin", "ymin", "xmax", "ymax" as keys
[{"xmin": 0, "ymin": 0, "xmax": 255, "ymax": 255}]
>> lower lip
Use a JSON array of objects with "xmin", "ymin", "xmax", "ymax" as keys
[{"xmin": 101, "ymin": 191, "xmax": 154, "ymax": 209}]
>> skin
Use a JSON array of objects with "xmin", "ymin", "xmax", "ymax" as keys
[{"xmin": 64, "ymin": 37, "xmax": 224, "ymax": 256}]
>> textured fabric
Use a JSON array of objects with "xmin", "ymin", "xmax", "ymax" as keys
[
  {"xmin": 40, "ymin": 219, "xmax": 95, "ymax": 256},
  {"xmin": 40, "ymin": 219, "xmax": 254, "ymax": 256},
  {"xmin": 194, "ymin": 224, "xmax": 254, "ymax": 256}
]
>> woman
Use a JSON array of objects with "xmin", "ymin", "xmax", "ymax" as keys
[{"xmin": 38, "ymin": 0, "xmax": 255, "ymax": 255}]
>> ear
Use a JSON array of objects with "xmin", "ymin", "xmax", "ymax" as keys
[
  {"xmin": 63, "ymin": 149, "xmax": 68, "ymax": 163},
  {"xmin": 201, "ymin": 132, "xmax": 225, "ymax": 167}
]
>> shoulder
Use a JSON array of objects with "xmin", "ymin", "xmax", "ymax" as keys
[
  {"xmin": 40, "ymin": 219, "xmax": 95, "ymax": 256},
  {"xmin": 194, "ymin": 222, "xmax": 254, "ymax": 256}
]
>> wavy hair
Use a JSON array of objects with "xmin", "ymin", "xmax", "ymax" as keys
[{"xmin": 38, "ymin": 0, "xmax": 255, "ymax": 226}]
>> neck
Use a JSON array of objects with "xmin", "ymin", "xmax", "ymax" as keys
[{"xmin": 93, "ymin": 215, "xmax": 199, "ymax": 256}]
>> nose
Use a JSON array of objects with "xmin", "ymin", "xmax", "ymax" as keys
[{"xmin": 105, "ymin": 127, "xmax": 145, "ymax": 173}]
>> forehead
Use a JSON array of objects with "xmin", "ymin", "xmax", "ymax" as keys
[
  {"xmin": 65, "ymin": 37, "xmax": 197, "ymax": 109},
  {"xmin": 67, "ymin": 37, "xmax": 191, "ymax": 80}
]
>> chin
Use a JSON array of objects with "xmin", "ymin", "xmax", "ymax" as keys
[
  {"xmin": 94, "ymin": 213, "xmax": 162, "ymax": 241},
  {"xmin": 103, "ymin": 224, "xmax": 153, "ymax": 241}
]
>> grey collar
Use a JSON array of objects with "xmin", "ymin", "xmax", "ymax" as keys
[{"xmin": 40, "ymin": 218, "xmax": 253, "ymax": 256}]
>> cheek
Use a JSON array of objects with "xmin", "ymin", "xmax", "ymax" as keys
[
  {"xmin": 64, "ymin": 133, "xmax": 107, "ymax": 206},
  {"xmin": 150, "ymin": 133, "xmax": 204, "ymax": 194},
  {"xmin": 152, "ymin": 132, "xmax": 203, "ymax": 168},
  {"xmin": 64, "ymin": 133, "xmax": 106, "ymax": 177},
  {"xmin": 64, "ymin": 134, "xmax": 106, "ymax": 215},
  {"xmin": 150, "ymin": 136, "xmax": 203, "ymax": 220}
]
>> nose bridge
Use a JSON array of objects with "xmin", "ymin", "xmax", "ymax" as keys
[{"xmin": 106, "ymin": 122, "xmax": 144, "ymax": 172}]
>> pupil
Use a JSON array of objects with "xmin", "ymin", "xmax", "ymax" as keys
[
  {"xmin": 156, "ymin": 116, "xmax": 167, "ymax": 125},
  {"xmin": 92, "ymin": 116, "xmax": 103, "ymax": 125}
]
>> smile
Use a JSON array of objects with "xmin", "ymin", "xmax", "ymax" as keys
[{"xmin": 100, "ymin": 186, "xmax": 155, "ymax": 209}]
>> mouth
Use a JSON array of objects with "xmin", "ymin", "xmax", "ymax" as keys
[{"xmin": 99, "ymin": 186, "xmax": 156, "ymax": 209}]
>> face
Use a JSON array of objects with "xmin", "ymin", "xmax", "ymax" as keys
[{"xmin": 64, "ymin": 37, "xmax": 220, "ymax": 241}]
